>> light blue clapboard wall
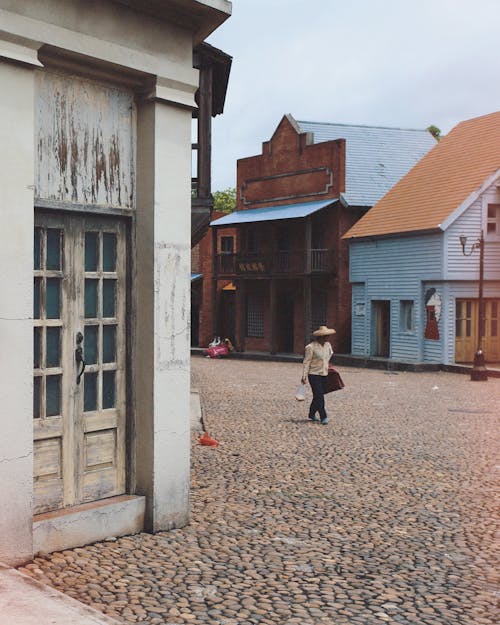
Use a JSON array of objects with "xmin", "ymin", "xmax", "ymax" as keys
[{"xmin": 349, "ymin": 234, "xmax": 443, "ymax": 361}]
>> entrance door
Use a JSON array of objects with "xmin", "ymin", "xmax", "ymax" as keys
[
  {"xmin": 33, "ymin": 213, "xmax": 127, "ymax": 514},
  {"xmin": 278, "ymin": 295, "xmax": 294, "ymax": 353},
  {"xmin": 456, "ymin": 298, "xmax": 500, "ymax": 362},
  {"xmin": 373, "ymin": 301, "xmax": 390, "ymax": 357}
]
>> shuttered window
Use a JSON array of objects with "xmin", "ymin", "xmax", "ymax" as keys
[{"xmin": 246, "ymin": 296, "xmax": 264, "ymax": 338}]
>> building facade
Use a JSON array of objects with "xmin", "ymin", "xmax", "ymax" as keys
[
  {"xmin": 196, "ymin": 115, "xmax": 435, "ymax": 354},
  {"xmin": 345, "ymin": 112, "xmax": 500, "ymax": 365},
  {"xmin": 0, "ymin": 0, "xmax": 231, "ymax": 566}
]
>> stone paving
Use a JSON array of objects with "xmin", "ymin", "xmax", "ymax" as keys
[{"xmin": 20, "ymin": 358, "xmax": 499, "ymax": 625}]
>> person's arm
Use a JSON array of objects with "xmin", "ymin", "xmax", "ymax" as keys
[{"xmin": 302, "ymin": 344, "xmax": 312, "ymax": 383}]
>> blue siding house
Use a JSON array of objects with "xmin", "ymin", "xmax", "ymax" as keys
[{"xmin": 344, "ymin": 112, "xmax": 500, "ymax": 365}]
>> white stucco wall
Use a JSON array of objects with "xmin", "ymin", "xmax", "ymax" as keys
[{"xmin": 0, "ymin": 56, "xmax": 36, "ymax": 565}]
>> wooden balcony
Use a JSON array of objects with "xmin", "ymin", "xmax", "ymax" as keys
[{"xmin": 216, "ymin": 249, "xmax": 334, "ymax": 277}]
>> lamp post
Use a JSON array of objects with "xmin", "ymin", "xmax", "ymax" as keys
[{"xmin": 459, "ymin": 231, "xmax": 487, "ymax": 381}]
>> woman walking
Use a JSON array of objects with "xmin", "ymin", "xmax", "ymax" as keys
[{"xmin": 301, "ymin": 325, "xmax": 336, "ymax": 424}]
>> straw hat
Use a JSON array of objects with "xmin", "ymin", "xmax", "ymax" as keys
[{"xmin": 313, "ymin": 325, "xmax": 336, "ymax": 337}]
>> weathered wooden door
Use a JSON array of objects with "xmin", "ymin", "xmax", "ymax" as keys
[
  {"xmin": 34, "ymin": 213, "xmax": 127, "ymax": 514},
  {"xmin": 456, "ymin": 299, "xmax": 500, "ymax": 363},
  {"xmin": 373, "ymin": 301, "xmax": 390, "ymax": 357},
  {"xmin": 483, "ymin": 300, "xmax": 500, "ymax": 361}
]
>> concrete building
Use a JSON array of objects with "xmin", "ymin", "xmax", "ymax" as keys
[
  {"xmin": 0, "ymin": 0, "xmax": 231, "ymax": 566},
  {"xmin": 345, "ymin": 111, "xmax": 500, "ymax": 366}
]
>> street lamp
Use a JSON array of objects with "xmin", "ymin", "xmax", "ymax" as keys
[{"xmin": 459, "ymin": 231, "xmax": 487, "ymax": 381}]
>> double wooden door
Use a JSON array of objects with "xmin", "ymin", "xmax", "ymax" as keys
[
  {"xmin": 33, "ymin": 212, "xmax": 127, "ymax": 514},
  {"xmin": 455, "ymin": 298, "xmax": 500, "ymax": 363}
]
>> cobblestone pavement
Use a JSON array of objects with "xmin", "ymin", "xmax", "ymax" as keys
[{"xmin": 20, "ymin": 358, "xmax": 499, "ymax": 625}]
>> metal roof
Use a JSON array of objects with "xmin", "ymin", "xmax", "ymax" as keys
[
  {"xmin": 296, "ymin": 120, "xmax": 436, "ymax": 207},
  {"xmin": 344, "ymin": 111, "xmax": 500, "ymax": 238},
  {"xmin": 210, "ymin": 199, "xmax": 336, "ymax": 227},
  {"xmin": 191, "ymin": 273, "xmax": 203, "ymax": 282}
]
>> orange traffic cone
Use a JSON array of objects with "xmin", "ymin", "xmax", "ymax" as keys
[{"xmin": 198, "ymin": 431, "xmax": 219, "ymax": 447}]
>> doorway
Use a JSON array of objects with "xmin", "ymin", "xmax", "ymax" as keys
[
  {"xmin": 455, "ymin": 298, "xmax": 500, "ymax": 362},
  {"xmin": 372, "ymin": 300, "xmax": 390, "ymax": 357},
  {"xmin": 33, "ymin": 212, "xmax": 127, "ymax": 514},
  {"xmin": 277, "ymin": 294, "xmax": 294, "ymax": 353}
]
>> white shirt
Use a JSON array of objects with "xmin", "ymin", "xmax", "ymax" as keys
[{"xmin": 302, "ymin": 340, "xmax": 333, "ymax": 378}]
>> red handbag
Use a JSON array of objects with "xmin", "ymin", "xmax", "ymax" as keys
[{"xmin": 324, "ymin": 365, "xmax": 345, "ymax": 394}]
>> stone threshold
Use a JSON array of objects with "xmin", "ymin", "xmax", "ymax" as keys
[{"xmin": 34, "ymin": 494, "xmax": 145, "ymax": 556}]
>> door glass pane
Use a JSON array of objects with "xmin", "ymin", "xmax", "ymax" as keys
[
  {"xmin": 102, "ymin": 371, "xmax": 116, "ymax": 409},
  {"xmin": 34, "ymin": 278, "xmax": 41, "ymax": 319},
  {"xmin": 46, "ymin": 229, "xmax": 62, "ymax": 270},
  {"xmin": 103, "ymin": 233, "xmax": 116, "ymax": 272},
  {"xmin": 85, "ymin": 232, "xmax": 99, "ymax": 272},
  {"xmin": 455, "ymin": 320, "xmax": 462, "ymax": 338},
  {"xmin": 46, "ymin": 375, "xmax": 61, "ymax": 416},
  {"xmin": 85, "ymin": 325, "xmax": 98, "ymax": 365},
  {"xmin": 85, "ymin": 279, "xmax": 99, "ymax": 318},
  {"xmin": 466, "ymin": 320, "xmax": 471, "ymax": 336},
  {"xmin": 84, "ymin": 372, "xmax": 98, "ymax": 412},
  {"xmin": 103, "ymin": 325, "xmax": 116, "ymax": 363},
  {"xmin": 34, "ymin": 328, "xmax": 41, "ymax": 368},
  {"xmin": 33, "ymin": 377, "xmax": 41, "ymax": 419},
  {"xmin": 103, "ymin": 280, "xmax": 116, "ymax": 317},
  {"xmin": 46, "ymin": 278, "xmax": 61, "ymax": 319},
  {"xmin": 34, "ymin": 228, "xmax": 42, "ymax": 270},
  {"xmin": 46, "ymin": 327, "xmax": 61, "ymax": 367}
]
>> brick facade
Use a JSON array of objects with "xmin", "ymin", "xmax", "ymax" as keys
[{"xmin": 194, "ymin": 115, "xmax": 365, "ymax": 354}]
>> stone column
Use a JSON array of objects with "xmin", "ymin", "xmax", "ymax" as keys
[
  {"xmin": 0, "ymin": 42, "xmax": 41, "ymax": 565},
  {"xmin": 134, "ymin": 86, "xmax": 194, "ymax": 532}
]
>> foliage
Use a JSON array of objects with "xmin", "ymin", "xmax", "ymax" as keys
[
  {"xmin": 427, "ymin": 125, "xmax": 442, "ymax": 140},
  {"xmin": 213, "ymin": 187, "xmax": 237, "ymax": 213}
]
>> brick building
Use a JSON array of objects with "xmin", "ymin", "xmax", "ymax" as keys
[{"xmin": 194, "ymin": 114, "xmax": 436, "ymax": 355}]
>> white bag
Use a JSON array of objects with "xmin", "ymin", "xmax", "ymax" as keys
[{"xmin": 295, "ymin": 383, "xmax": 306, "ymax": 401}]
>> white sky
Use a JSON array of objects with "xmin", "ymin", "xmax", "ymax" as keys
[{"xmin": 206, "ymin": 0, "xmax": 500, "ymax": 191}]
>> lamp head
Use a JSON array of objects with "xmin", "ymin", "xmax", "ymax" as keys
[{"xmin": 459, "ymin": 235, "xmax": 467, "ymax": 253}]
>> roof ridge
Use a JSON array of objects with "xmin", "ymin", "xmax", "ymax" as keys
[{"xmin": 297, "ymin": 120, "xmax": 431, "ymax": 133}]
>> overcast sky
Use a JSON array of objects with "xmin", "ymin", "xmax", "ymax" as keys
[{"xmin": 206, "ymin": 0, "xmax": 500, "ymax": 191}]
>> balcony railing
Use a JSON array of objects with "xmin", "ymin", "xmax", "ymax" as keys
[{"xmin": 216, "ymin": 249, "xmax": 334, "ymax": 276}]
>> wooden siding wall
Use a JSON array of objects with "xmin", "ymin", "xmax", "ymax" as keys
[
  {"xmin": 350, "ymin": 235, "xmax": 443, "ymax": 361},
  {"xmin": 36, "ymin": 71, "xmax": 136, "ymax": 209},
  {"xmin": 445, "ymin": 183, "xmax": 500, "ymax": 281}
]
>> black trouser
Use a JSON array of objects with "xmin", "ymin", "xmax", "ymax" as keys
[{"xmin": 308, "ymin": 374, "xmax": 327, "ymax": 420}]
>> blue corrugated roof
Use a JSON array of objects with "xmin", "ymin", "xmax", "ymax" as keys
[
  {"xmin": 210, "ymin": 199, "xmax": 336, "ymax": 227},
  {"xmin": 297, "ymin": 121, "xmax": 436, "ymax": 207}
]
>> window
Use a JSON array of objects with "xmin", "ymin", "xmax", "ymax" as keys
[
  {"xmin": 220, "ymin": 236, "xmax": 234, "ymax": 254},
  {"xmin": 487, "ymin": 203, "xmax": 500, "ymax": 236},
  {"xmin": 400, "ymin": 300, "xmax": 414, "ymax": 332},
  {"xmin": 246, "ymin": 296, "xmax": 264, "ymax": 338}
]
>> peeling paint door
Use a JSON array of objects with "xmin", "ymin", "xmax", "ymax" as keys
[{"xmin": 34, "ymin": 213, "xmax": 127, "ymax": 514}]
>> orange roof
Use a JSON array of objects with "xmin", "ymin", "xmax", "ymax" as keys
[{"xmin": 344, "ymin": 111, "xmax": 500, "ymax": 238}]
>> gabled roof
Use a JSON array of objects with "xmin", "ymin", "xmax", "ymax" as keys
[
  {"xmin": 344, "ymin": 111, "xmax": 500, "ymax": 239},
  {"xmin": 210, "ymin": 199, "xmax": 336, "ymax": 227},
  {"xmin": 297, "ymin": 120, "xmax": 436, "ymax": 207}
]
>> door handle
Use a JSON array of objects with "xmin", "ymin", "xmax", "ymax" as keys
[{"xmin": 75, "ymin": 332, "xmax": 86, "ymax": 385}]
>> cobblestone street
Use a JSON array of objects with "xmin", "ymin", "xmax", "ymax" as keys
[{"xmin": 20, "ymin": 357, "xmax": 499, "ymax": 625}]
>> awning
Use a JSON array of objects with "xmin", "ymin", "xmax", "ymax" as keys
[
  {"xmin": 191, "ymin": 273, "xmax": 202, "ymax": 282},
  {"xmin": 210, "ymin": 198, "xmax": 337, "ymax": 227}
]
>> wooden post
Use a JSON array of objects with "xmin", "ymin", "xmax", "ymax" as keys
[
  {"xmin": 270, "ymin": 278, "xmax": 277, "ymax": 355},
  {"xmin": 303, "ymin": 276, "xmax": 312, "ymax": 345},
  {"xmin": 211, "ymin": 226, "xmax": 218, "ymax": 337},
  {"xmin": 197, "ymin": 63, "xmax": 213, "ymax": 200},
  {"xmin": 305, "ymin": 218, "xmax": 312, "ymax": 274}
]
